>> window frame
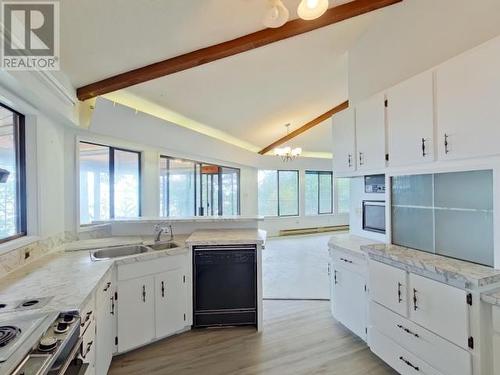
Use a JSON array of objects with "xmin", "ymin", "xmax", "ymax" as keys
[
  {"xmin": 160, "ymin": 155, "xmax": 241, "ymax": 217},
  {"xmin": 305, "ymin": 170, "xmax": 334, "ymax": 216},
  {"xmin": 0, "ymin": 103, "xmax": 26, "ymax": 244},
  {"xmin": 79, "ymin": 141, "xmax": 142, "ymax": 225},
  {"xmin": 258, "ymin": 169, "xmax": 300, "ymax": 217}
]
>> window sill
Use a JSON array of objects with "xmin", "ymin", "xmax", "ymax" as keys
[{"xmin": 0, "ymin": 236, "xmax": 40, "ymax": 256}]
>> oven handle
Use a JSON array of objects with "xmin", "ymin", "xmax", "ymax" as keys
[{"xmin": 56, "ymin": 334, "xmax": 85, "ymax": 375}]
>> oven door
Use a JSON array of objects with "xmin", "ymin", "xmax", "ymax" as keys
[{"xmin": 363, "ymin": 200, "xmax": 386, "ymax": 234}]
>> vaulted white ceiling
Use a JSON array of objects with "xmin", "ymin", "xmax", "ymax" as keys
[{"xmin": 60, "ymin": 0, "xmax": 374, "ymax": 155}]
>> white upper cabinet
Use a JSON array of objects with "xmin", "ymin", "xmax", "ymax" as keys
[
  {"xmin": 355, "ymin": 93, "xmax": 386, "ymax": 172},
  {"xmin": 436, "ymin": 36, "xmax": 500, "ymax": 161},
  {"xmin": 387, "ymin": 71, "xmax": 435, "ymax": 167},
  {"xmin": 332, "ymin": 108, "xmax": 356, "ymax": 173}
]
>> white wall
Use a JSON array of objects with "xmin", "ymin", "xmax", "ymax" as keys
[
  {"xmin": 348, "ymin": 0, "xmax": 500, "ymax": 104},
  {"xmin": 349, "ymin": 177, "xmax": 386, "ymax": 242}
]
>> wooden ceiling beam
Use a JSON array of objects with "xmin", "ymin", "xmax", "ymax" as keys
[
  {"xmin": 76, "ymin": 0, "xmax": 402, "ymax": 101},
  {"xmin": 258, "ymin": 100, "xmax": 349, "ymax": 155}
]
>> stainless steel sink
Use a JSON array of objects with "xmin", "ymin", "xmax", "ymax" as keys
[
  {"xmin": 147, "ymin": 242, "xmax": 181, "ymax": 251},
  {"xmin": 91, "ymin": 245, "xmax": 150, "ymax": 260}
]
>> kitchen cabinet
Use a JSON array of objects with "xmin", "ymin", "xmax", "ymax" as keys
[
  {"xmin": 331, "ymin": 263, "xmax": 367, "ymax": 340},
  {"xmin": 409, "ymin": 273, "xmax": 469, "ymax": 349},
  {"xmin": 95, "ymin": 276, "xmax": 115, "ymax": 375},
  {"xmin": 368, "ymin": 259, "xmax": 408, "ymax": 317},
  {"xmin": 332, "ymin": 108, "xmax": 356, "ymax": 173},
  {"xmin": 387, "ymin": 71, "xmax": 434, "ymax": 167},
  {"xmin": 436, "ymin": 36, "xmax": 500, "ymax": 161},
  {"xmin": 355, "ymin": 93, "xmax": 386, "ymax": 172},
  {"xmin": 80, "ymin": 297, "xmax": 96, "ymax": 375},
  {"xmin": 117, "ymin": 276, "xmax": 155, "ymax": 353},
  {"xmin": 155, "ymin": 269, "xmax": 187, "ymax": 338}
]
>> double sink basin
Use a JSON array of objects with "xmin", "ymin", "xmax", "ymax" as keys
[{"xmin": 91, "ymin": 242, "xmax": 182, "ymax": 261}]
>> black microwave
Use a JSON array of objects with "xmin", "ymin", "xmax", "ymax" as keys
[{"xmin": 363, "ymin": 200, "xmax": 386, "ymax": 234}]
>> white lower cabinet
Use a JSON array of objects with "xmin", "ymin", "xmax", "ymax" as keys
[
  {"xmin": 117, "ymin": 276, "xmax": 156, "ymax": 353},
  {"xmin": 409, "ymin": 273, "xmax": 469, "ymax": 349},
  {"xmin": 330, "ymin": 249, "xmax": 368, "ymax": 341},
  {"xmin": 369, "ymin": 259, "xmax": 408, "ymax": 317},
  {"xmin": 370, "ymin": 301, "xmax": 471, "ymax": 375},
  {"xmin": 155, "ymin": 269, "xmax": 187, "ymax": 338},
  {"xmin": 116, "ymin": 254, "xmax": 190, "ymax": 354},
  {"xmin": 370, "ymin": 328, "xmax": 444, "ymax": 375}
]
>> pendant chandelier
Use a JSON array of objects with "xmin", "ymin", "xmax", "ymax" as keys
[
  {"xmin": 263, "ymin": 0, "xmax": 329, "ymax": 28},
  {"xmin": 273, "ymin": 124, "xmax": 302, "ymax": 162}
]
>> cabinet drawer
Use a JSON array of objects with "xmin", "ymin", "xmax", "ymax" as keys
[
  {"xmin": 80, "ymin": 297, "xmax": 95, "ymax": 334},
  {"xmin": 370, "ymin": 301, "xmax": 471, "ymax": 375},
  {"xmin": 370, "ymin": 328, "xmax": 444, "ymax": 375},
  {"xmin": 118, "ymin": 253, "xmax": 187, "ymax": 281},
  {"xmin": 409, "ymin": 273, "xmax": 469, "ymax": 349},
  {"xmin": 368, "ymin": 259, "xmax": 408, "ymax": 317},
  {"xmin": 331, "ymin": 249, "xmax": 366, "ymax": 275}
]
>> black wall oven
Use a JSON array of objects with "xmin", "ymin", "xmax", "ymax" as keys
[
  {"xmin": 363, "ymin": 200, "xmax": 386, "ymax": 234},
  {"xmin": 193, "ymin": 245, "xmax": 257, "ymax": 328}
]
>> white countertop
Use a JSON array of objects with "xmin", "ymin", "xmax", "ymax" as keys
[
  {"xmin": 328, "ymin": 233, "xmax": 381, "ymax": 257},
  {"xmin": 186, "ymin": 229, "xmax": 266, "ymax": 246},
  {"xmin": 93, "ymin": 216, "xmax": 264, "ymax": 224},
  {"xmin": 364, "ymin": 243, "xmax": 500, "ymax": 290}
]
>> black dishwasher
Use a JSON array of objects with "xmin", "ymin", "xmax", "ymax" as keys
[{"xmin": 193, "ymin": 245, "xmax": 257, "ymax": 328}]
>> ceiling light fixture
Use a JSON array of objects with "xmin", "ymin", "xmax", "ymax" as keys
[
  {"xmin": 263, "ymin": 0, "xmax": 290, "ymax": 28},
  {"xmin": 297, "ymin": 0, "xmax": 329, "ymax": 20},
  {"xmin": 273, "ymin": 124, "xmax": 302, "ymax": 162}
]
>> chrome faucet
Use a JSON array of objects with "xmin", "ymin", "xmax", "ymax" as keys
[{"xmin": 153, "ymin": 223, "xmax": 174, "ymax": 243}]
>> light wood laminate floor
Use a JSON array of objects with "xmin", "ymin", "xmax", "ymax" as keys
[{"xmin": 109, "ymin": 300, "xmax": 395, "ymax": 375}]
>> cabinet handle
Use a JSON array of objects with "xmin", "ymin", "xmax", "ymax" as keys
[
  {"xmin": 334, "ymin": 270, "xmax": 338, "ymax": 285},
  {"xmin": 444, "ymin": 133, "xmax": 450, "ymax": 154},
  {"xmin": 397, "ymin": 324, "xmax": 420, "ymax": 338},
  {"xmin": 103, "ymin": 281, "xmax": 111, "ymax": 292},
  {"xmin": 82, "ymin": 341, "xmax": 94, "ymax": 359},
  {"xmin": 161, "ymin": 281, "xmax": 165, "ymax": 298},
  {"xmin": 110, "ymin": 296, "xmax": 115, "ymax": 315},
  {"xmin": 413, "ymin": 288, "xmax": 418, "ymax": 311},
  {"xmin": 347, "ymin": 154, "xmax": 352, "ymax": 168},
  {"xmin": 327, "ymin": 264, "xmax": 330, "ymax": 276},
  {"xmin": 359, "ymin": 152, "xmax": 364, "ymax": 166},
  {"xmin": 80, "ymin": 311, "xmax": 92, "ymax": 327},
  {"xmin": 397, "ymin": 282, "xmax": 403, "ymax": 303},
  {"xmin": 399, "ymin": 356, "xmax": 419, "ymax": 371},
  {"xmin": 340, "ymin": 257, "xmax": 353, "ymax": 264},
  {"xmin": 142, "ymin": 285, "xmax": 146, "ymax": 302},
  {"xmin": 421, "ymin": 138, "xmax": 427, "ymax": 157}
]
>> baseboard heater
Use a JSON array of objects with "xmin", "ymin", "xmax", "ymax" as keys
[{"xmin": 279, "ymin": 225, "xmax": 349, "ymax": 237}]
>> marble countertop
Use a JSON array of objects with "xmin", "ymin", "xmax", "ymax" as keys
[
  {"xmin": 93, "ymin": 215, "xmax": 264, "ymax": 224},
  {"xmin": 364, "ymin": 243, "xmax": 500, "ymax": 290},
  {"xmin": 481, "ymin": 288, "xmax": 500, "ymax": 306},
  {"xmin": 328, "ymin": 233, "xmax": 381, "ymax": 257},
  {"xmin": 186, "ymin": 229, "xmax": 266, "ymax": 246}
]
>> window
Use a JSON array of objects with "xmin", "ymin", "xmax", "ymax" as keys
[
  {"xmin": 0, "ymin": 104, "xmax": 26, "ymax": 243},
  {"xmin": 79, "ymin": 142, "xmax": 140, "ymax": 225},
  {"xmin": 160, "ymin": 156, "xmax": 240, "ymax": 217},
  {"xmin": 336, "ymin": 178, "xmax": 350, "ymax": 214},
  {"xmin": 258, "ymin": 170, "xmax": 299, "ymax": 217},
  {"xmin": 305, "ymin": 171, "xmax": 333, "ymax": 215}
]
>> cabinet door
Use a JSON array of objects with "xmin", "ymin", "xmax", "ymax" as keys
[
  {"xmin": 436, "ymin": 36, "xmax": 500, "ymax": 161},
  {"xmin": 356, "ymin": 93, "xmax": 386, "ymax": 172},
  {"xmin": 155, "ymin": 269, "xmax": 187, "ymax": 338},
  {"xmin": 332, "ymin": 263, "xmax": 367, "ymax": 340},
  {"xmin": 387, "ymin": 71, "xmax": 434, "ymax": 166},
  {"xmin": 409, "ymin": 273, "xmax": 469, "ymax": 349},
  {"xmin": 117, "ymin": 276, "xmax": 155, "ymax": 353},
  {"xmin": 95, "ymin": 289, "xmax": 115, "ymax": 375},
  {"xmin": 368, "ymin": 259, "xmax": 408, "ymax": 317},
  {"xmin": 332, "ymin": 108, "xmax": 356, "ymax": 173}
]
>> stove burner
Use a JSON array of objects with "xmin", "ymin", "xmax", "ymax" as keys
[
  {"xmin": 21, "ymin": 300, "xmax": 39, "ymax": 307},
  {"xmin": 61, "ymin": 314, "xmax": 75, "ymax": 324},
  {"xmin": 0, "ymin": 325, "xmax": 21, "ymax": 347},
  {"xmin": 54, "ymin": 322, "xmax": 68, "ymax": 334}
]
